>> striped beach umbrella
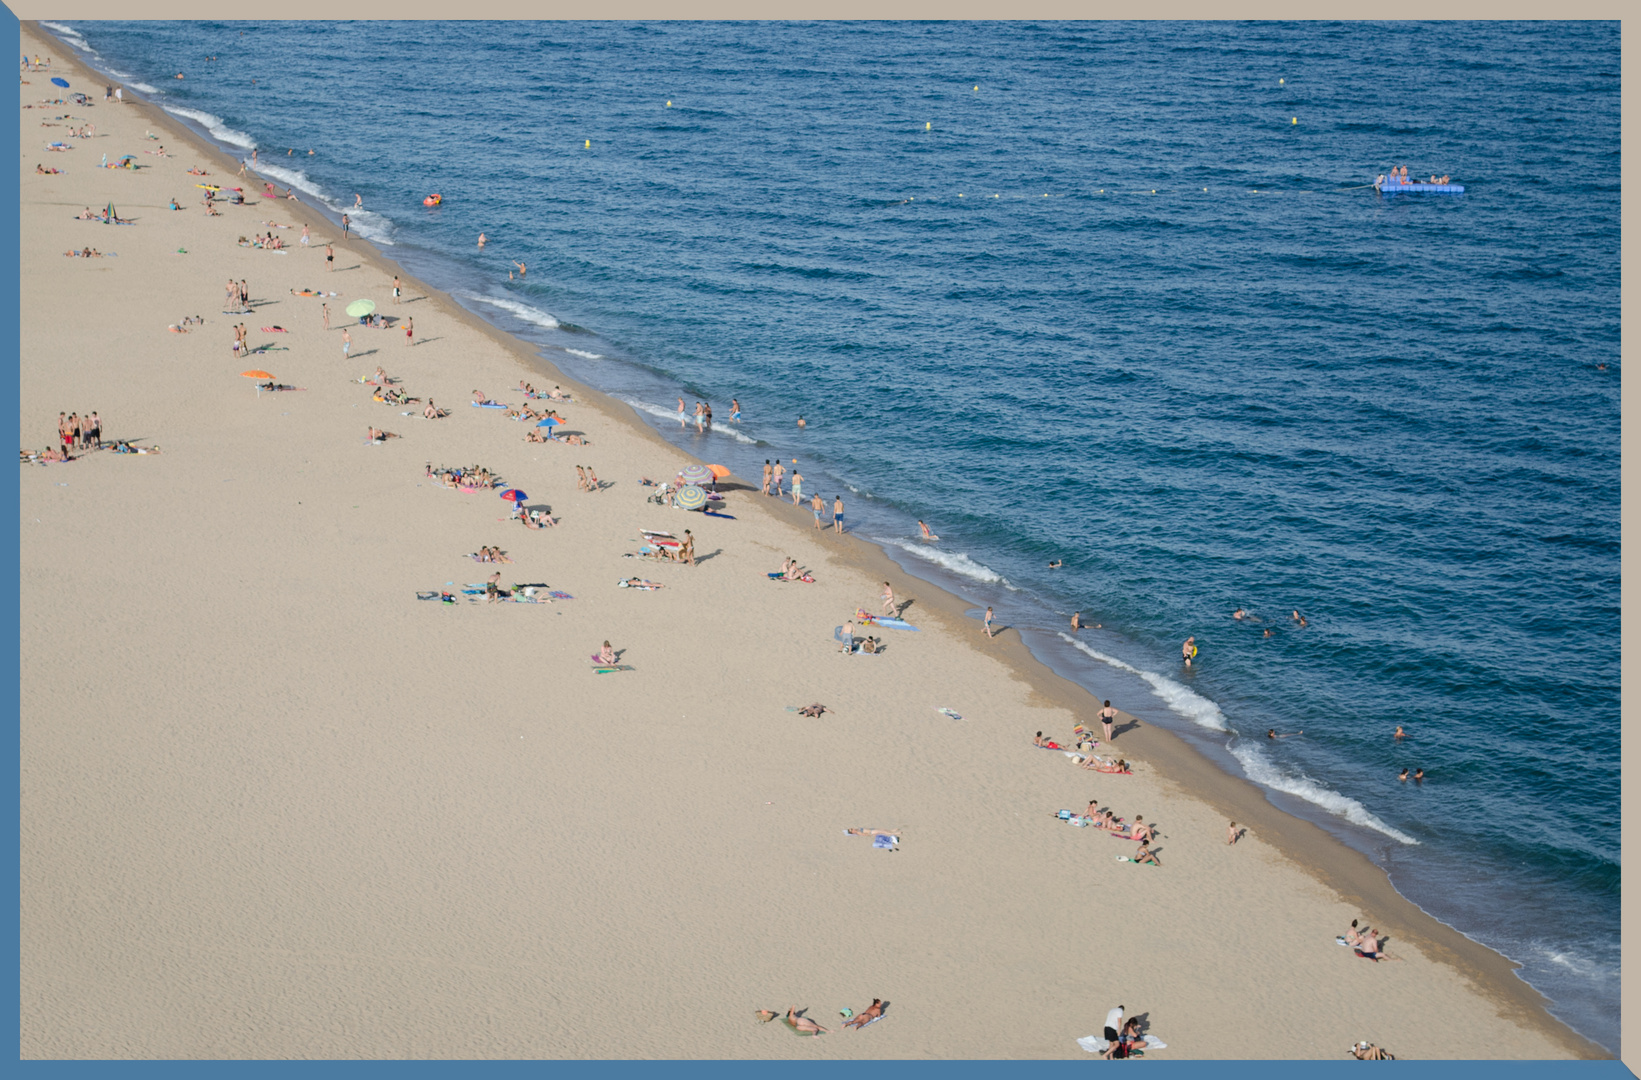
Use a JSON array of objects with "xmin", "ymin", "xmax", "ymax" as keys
[
  {"xmin": 678, "ymin": 464, "xmax": 713, "ymax": 487},
  {"xmin": 675, "ymin": 484, "xmax": 707, "ymax": 510},
  {"xmin": 498, "ymin": 488, "xmax": 527, "ymax": 503}
]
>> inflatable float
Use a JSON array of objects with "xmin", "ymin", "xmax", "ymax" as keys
[{"xmin": 423, "ymin": 193, "xmax": 442, "ymax": 207}]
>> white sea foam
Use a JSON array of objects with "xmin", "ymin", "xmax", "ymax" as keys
[
  {"xmin": 617, "ymin": 397, "xmax": 758, "ymax": 443},
  {"xmin": 564, "ymin": 348, "xmax": 603, "ymax": 360},
  {"xmin": 251, "ymin": 165, "xmax": 395, "ymax": 245},
  {"xmin": 1059, "ymin": 634, "xmax": 1227, "ymax": 731},
  {"xmin": 129, "ymin": 81, "xmax": 157, "ymax": 94},
  {"xmin": 162, "ymin": 105, "xmax": 254, "ymax": 149},
  {"xmin": 40, "ymin": 21, "xmax": 79, "ymax": 36},
  {"xmin": 876, "ymin": 536, "xmax": 1013, "ymax": 588},
  {"xmin": 1056, "ymin": 632, "xmax": 1418, "ymax": 845},
  {"xmin": 106, "ymin": 69, "xmax": 131, "ymax": 79},
  {"xmin": 461, "ymin": 293, "xmax": 560, "ymax": 329}
]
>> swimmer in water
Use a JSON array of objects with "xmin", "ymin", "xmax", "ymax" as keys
[
  {"xmin": 1071, "ymin": 612, "xmax": 1082, "ymax": 631},
  {"xmin": 917, "ymin": 520, "xmax": 939, "ymax": 542},
  {"xmin": 797, "ymin": 416, "xmax": 806, "ymax": 428},
  {"xmin": 1394, "ymin": 725, "xmax": 1406, "ymax": 739},
  {"xmin": 1263, "ymin": 628, "xmax": 1273, "ymax": 638},
  {"xmin": 1398, "ymin": 768, "xmax": 1409, "ymax": 782},
  {"xmin": 1292, "ymin": 610, "xmax": 1308, "ymax": 627},
  {"xmin": 1413, "ymin": 768, "xmax": 1424, "ymax": 783},
  {"xmin": 1233, "ymin": 608, "xmax": 1247, "ymax": 620},
  {"xmin": 1048, "ymin": 559, "xmax": 1062, "ymax": 569},
  {"xmin": 1266, "ymin": 729, "xmax": 1302, "ymax": 739}
]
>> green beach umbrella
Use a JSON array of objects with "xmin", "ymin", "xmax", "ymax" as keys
[{"xmin": 345, "ymin": 299, "xmax": 376, "ymax": 318}]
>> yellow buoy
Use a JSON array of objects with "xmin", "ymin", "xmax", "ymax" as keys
[
  {"xmin": 1151, "ymin": 189, "xmax": 1156, "ymax": 194},
  {"xmin": 1203, "ymin": 187, "xmax": 1208, "ymax": 192},
  {"xmin": 666, "ymin": 100, "xmax": 672, "ymax": 107},
  {"xmin": 974, "ymin": 85, "xmax": 979, "ymax": 91},
  {"xmin": 1292, "ymin": 117, "xmax": 1297, "ymax": 124},
  {"xmin": 959, "ymin": 193, "xmax": 964, "ymax": 197},
  {"xmin": 585, "ymin": 139, "xmax": 591, "ymax": 148},
  {"xmin": 1279, "ymin": 78, "xmax": 1284, "ymax": 84},
  {"xmin": 925, "ymin": 121, "xmax": 931, "ymax": 130}
]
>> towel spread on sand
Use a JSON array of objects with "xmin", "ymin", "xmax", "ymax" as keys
[
  {"xmin": 872, "ymin": 834, "xmax": 897, "ymax": 849},
  {"xmin": 937, "ymin": 708, "xmax": 963, "ymax": 720}
]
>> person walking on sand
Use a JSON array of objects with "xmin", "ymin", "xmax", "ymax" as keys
[
  {"xmin": 790, "ymin": 470, "xmax": 803, "ymax": 507},
  {"xmin": 881, "ymin": 582, "xmax": 895, "ymax": 615},
  {"xmin": 761, "ymin": 460, "xmax": 772, "ymax": 496},
  {"xmin": 392, "ymin": 276, "xmax": 401, "ymax": 304},
  {"xmin": 834, "ymin": 494, "xmax": 845, "ymax": 534},
  {"xmin": 300, "ymin": 223, "xmax": 310, "ymax": 246},
  {"xmin": 325, "ymin": 243, "xmax": 334, "ymax": 272},
  {"xmin": 771, "ymin": 459, "xmax": 785, "ymax": 497},
  {"xmin": 811, "ymin": 492, "xmax": 825, "ymax": 529},
  {"xmin": 342, "ymin": 327, "xmax": 351, "ymax": 359},
  {"xmin": 1227, "ymin": 821, "xmax": 1240, "ymax": 845},
  {"xmin": 405, "ymin": 317, "xmax": 414, "ymax": 346},
  {"xmin": 321, "ymin": 302, "xmax": 330, "ymax": 331},
  {"xmin": 1100, "ymin": 700, "xmax": 1117, "ymax": 743},
  {"xmin": 984, "ymin": 606, "xmax": 996, "ymax": 638}
]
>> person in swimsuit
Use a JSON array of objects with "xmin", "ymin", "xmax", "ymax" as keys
[
  {"xmin": 325, "ymin": 243, "xmax": 334, "ymax": 271},
  {"xmin": 881, "ymin": 582, "xmax": 895, "ymax": 616},
  {"xmin": 834, "ymin": 495, "xmax": 844, "ymax": 534},
  {"xmin": 677, "ymin": 397, "xmax": 687, "ymax": 429},
  {"xmin": 1132, "ymin": 845, "xmax": 1159, "ymax": 866},
  {"xmin": 1182, "ymin": 636, "xmax": 1197, "ymax": 666},
  {"xmin": 596, "ymin": 640, "xmax": 616, "ymax": 664},
  {"xmin": 1227, "ymin": 821, "xmax": 1240, "ymax": 845},
  {"xmin": 761, "ymin": 460, "xmax": 772, "ymax": 496},
  {"xmin": 730, "ymin": 398, "xmax": 741, "ymax": 421},
  {"xmin": 790, "ymin": 471, "xmax": 803, "ymax": 506},
  {"xmin": 811, "ymin": 493, "xmax": 825, "ymax": 529},
  {"xmin": 918, "ymin": 520, "xmax": 938, "ymax": 541},
  {"xmin": 406, "ymin": 317, "xmax": 414, "ymax": 345},
  {"xmin": 771, "ymin": 460, "xmax": 784, "ymax": 497},
  {"xmin": 1101, "ymin": 700, "xmax": 1117, "ymax": 743},
  {"xmin": 984, "ymin": 606, "xmax": 995, "ymax": 638},
  {"xmin": 342, "ymin": 328, "xmax": 351, "ymax": 358},
  {"xmin": 392, "ymin": 276, "xmax": 401, "ymax": 303},
  {"xmin": 1071, "ymin": 612, "xmax": 1083, "ymax": 631},
  {"xmin": 797, "ymin": 416, "xmax": 806, "ymax": 428}
]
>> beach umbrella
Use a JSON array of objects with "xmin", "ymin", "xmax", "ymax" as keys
[
  {"xmin": 195, "ymin": 183, "xmax": 221, "ymax": 191},
  {"xmin": 675, "ymin": 484, "xmax": 707, "ymax": 511},
  {"xmin": 50, "ymin": 77, "xmax": 68, "ymax": 87},
  {"xmin": 240, "ymin": 370, "xmax": 274, "ymax": 379},
  {"xmin": 707, "ymin": 464, "xmax": 731, "ymax": 478},
  {"xmin": 498, "ymin": 488, "xmax": 527, "ymax": 503},
  {"xmin": 678, "ymin": 464, "xmax": 713, "ymax": 487},
  {"xmin": 534, "ymin": 416, "xmax": 561, "ymax": 428},
  {"xmin": 345, "ymin": 299, "xmax": 376, "ymax": 318}
]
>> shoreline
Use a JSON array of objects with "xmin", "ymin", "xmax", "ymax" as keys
[{"xmin": 18, "ymin": 23, "xmax": 1602, "ymax": 1059}]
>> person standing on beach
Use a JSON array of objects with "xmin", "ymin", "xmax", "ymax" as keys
[
  {"xmin": 834, "ymin": 494, "xmax": 844, "ymax": 534},
  {"xmin": 405, "ymin": 317, "xmax": 414, "ymax": 346},
  {"xmin": 681, "ymin": 530, "xmax": 695, "ymax": 567},
  {"xmin": 392, "ymin": 276, "xmax": 401, "ymax": 304},
  {"xmin": 984, "ymin": 607, "xmax": 995, "ymax": 638},
  {"xmin": 325, "ymin": 243, "xmax": 334, "ymax": 272},
  {"xmin": 811, "ymin": 493, "xmax": 825, "ymax": 530},
  {"xmin": 88, "ymin": 411, "xmax": 101, "ymax": 450},
  {"xmin": 342, "ymin": 214, "xmax": 351, "ymax": 240},
  {"xmin": 322, "ymin": 303, "xmax": 329, "ymax": 331},
  {"xmin": 299, "ymin": 223, "xmax": 310, "ymax": 246},
  {"xmin": 342, "ymin": 328, "xmax": 351, "ymax": 359},
  {"xmin": 790, "ymin": 470, "xmax": 803, "ymax": 507},
  {"xmin": 771, "ymin": 459, "xmax": 784, "ymax": 497},
  {"xmin": 881, "ymin": 582, "xmax": 895, "ymax": 615},
  {"xmin": 1100, "ymin": 700, "xmax": 1117, "ymax": 743},
  {"xmin": 761, "ymin": 460, "xmax": 772, "ymax": 496}
]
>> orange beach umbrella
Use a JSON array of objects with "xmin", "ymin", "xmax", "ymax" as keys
[
  {"xmin": 707, "ymin": 464, "xmax": 731, "ymax": 479},
  {"xmin": 240, "ymin": 370, "xmax": 273, "ymax": 379}
]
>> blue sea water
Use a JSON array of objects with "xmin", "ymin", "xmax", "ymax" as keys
[{"xmin": 46, "ymin": 20, "xmax": 1621, "ymax": 1051}]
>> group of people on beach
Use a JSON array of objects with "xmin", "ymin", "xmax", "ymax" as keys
[{"xmin": 55, "ymin": 410, "xmax": 101, "ymax": 455}]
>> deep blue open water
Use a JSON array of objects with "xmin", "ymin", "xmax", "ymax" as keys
[{"xmin": 46, "ymin": 20, "xmax": 1620, "ymax": 1050}]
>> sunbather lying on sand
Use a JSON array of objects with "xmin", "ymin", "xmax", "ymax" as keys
[
  {"xmin": 1351, "ymin": 1042, "xmax": 1394, "ymax": 1060},
  {"xmin": 783, "ymin": 1009, "xmax": 827, "ymax": 1036},
  {"xmin": 618, "ymin": 577, "xmax": 664, "ymax": 588},
  {"xmin": 367, "ymin": 427, "xmax": 400, "ymax": 442},
  {"xmin": 795, "ymin": 703, "xmax": 829, "ymax": 717},
  {"xmin": 845, "ymin": 828, "xmax": 897, "ymax": 838},
  {"xmin": 843, "ymin": 1000, "xmax": 885, "ymax": 1028},
  {"xmin": 521, "ymin": 510, "xmax": 557, "ymax": 530},
  {"xmin": 1079, "ymin": 755, "xmax": 1132, "ymax": 774}
]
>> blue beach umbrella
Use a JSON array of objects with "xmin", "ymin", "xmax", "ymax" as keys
[
  {"xmin": 675, "ymin": 484, "xmax": 707, "ymax": 511},
  {"xmin": 51, "ymin": 77, "xmax": 69, "ymax": 88},
  {"xmin": 535, "ymin": 416, "xmax": 561, "ymax": 428}
]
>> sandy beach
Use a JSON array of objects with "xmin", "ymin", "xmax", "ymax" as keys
[{"xmin": 17, "ymin": 25, "xmax": 1603, "ymax": 1060}]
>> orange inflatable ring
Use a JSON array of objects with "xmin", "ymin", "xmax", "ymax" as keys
[{"xmin": 423, "ymin": 193, "xmax": 442, "ymax": 207}]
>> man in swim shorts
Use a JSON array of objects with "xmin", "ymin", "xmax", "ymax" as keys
[{"xmin": 834, "ymin": 494, "xmax": 844, "ymax": 534}]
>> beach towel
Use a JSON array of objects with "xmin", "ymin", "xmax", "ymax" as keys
[
  {"xmin": 872, "ymin": 834, "xmax": 897, "ymax": 850},
  {"xmin": 592, "ymin": 665, "xmax": 634, "ymax": 674},
  {"xmin": 1076, "ymin": 1034, "xmax": 1166, "ymax": 1054},
  {"xmin": 548, "ymin": 591, "xmax": 573, "ymax": 600},
  {"xmin": 937, "ymin": 708, "xmax": 964, "ymax": 721}
]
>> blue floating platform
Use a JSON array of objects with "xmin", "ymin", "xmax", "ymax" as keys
[{"xmin": 1377, "ymin": 178, "xmax": 1464, "ymax": 195}]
